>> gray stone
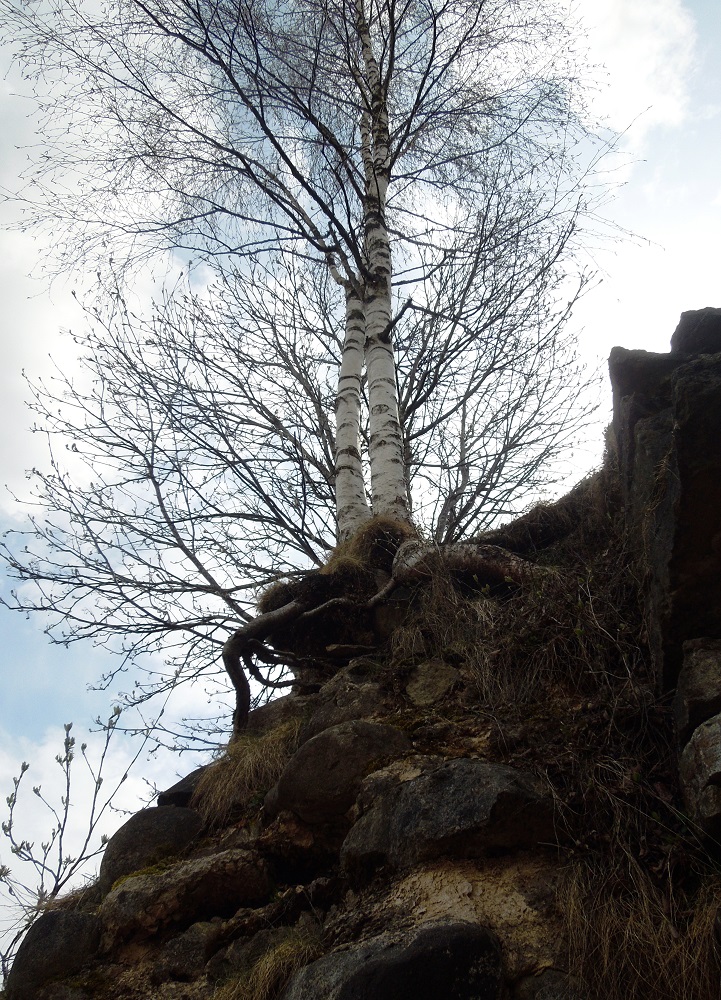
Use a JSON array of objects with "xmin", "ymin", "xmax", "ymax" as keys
[
  {"xmin": 100, "ymin": 848, "xmax": 269, "ymax": 944},
  {"xmin": 281, "ymin": 921, "xmax": 503, "ymax": 1000},
  {"xmin": 246, "ymin": 692, "xmax": 315, "ymax": 733},
  {"xmin": 405, "ymin": 660, "xmax": 458, "ymax": 707},
  {"xmin": 678, "ymin": 711, "xmax": 721, "ymax": 836},
  {"xmin": 341, "ymin": 756, "xmax": 555, "ymax": 879},
  {"xmin": 609, "ymin": 345, "xmax": 721, "ymax": 688},
  {"xmin": 674, "ymin": 638, "xmax": 721, "ymax": 746},
  {"xmin": 670, "ymin": 307, "xmax": 721, "ymax": 356},
  {"xmin": 301, "ymin": 662, "xmax": 388, "ymax": 740},
  {"xmin": 608, "ymin": 347, "xmax": 683, "ymax": 420},
  {"xmin": 5, "ymin": 911, "xmax": 101, "ymax": 999},
  {"xmin": 157, "ymin": 767, "xmax": 208, "ymax": 808},
  {"xmin": 98, "ymin": 806, "xmax": 203, "ymax": 895},
  {"xmin": 206, "ymin": 926, "xmax": 293, "ymax": 983},
  {"xmin": 274, "ymin": 720, "xmax": 411, "ymax": 824},
  {"xmin": 152, "ymin": 921, "xmax": 222, "ymax": 983}
]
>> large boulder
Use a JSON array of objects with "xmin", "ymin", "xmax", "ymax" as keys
[
  {"xmin": 246, "ymin": 692, "xmax": 315, "ymax": 733},
  {"xmin": 98, "ymin": 805, "xmax": 203, "ymax": 895},
  {"xmin": 281, "ymin": 921, "xmax": 503, "ymax": 1000},
  {"xmin": 341, "ymin": 756, "xmax": 555, "ymax": 879},
  {"xmin": 300, "ymin": 661, "xmax": 390, "ymax": 740},
  {"xmin": 156, "ymin": 768, "xmax": 208, "ymax": 808},
  {"xmin": 151, "ymin": 920, "xmax": 223, "ymax": 984},
  {"xmin": 386, "ymin": 856, "xmax": 565, "ymax": 983},
  {"xmin": 609, "ymin": 333, "xmax": 721, "ymax": 688},
  {"xmin": 99, "ymin": 848, "xmax": 269, "ymax": 944},
  {"xmin": 272, "ymin": 720, "xmax": 411, "ymax": 824},
  {"xmin": 670, "ymin": 307, "xmax": 721, "ymax": 356},
  {"xmin": 5, "ymin": 911, "xmax": 101, "ymax": 1000},
  {"xmin": 673, "ymin": 638, "xmax": 721, "ymax": 746},
  {"xmin": 98, "ymin": 806, "xmax": 203, "ymax": 895},
  {"xmin": 206, "ymin": 925, "xmax": 295, "ymax": 984},
  {"xmin": 678, "ymin": 712, "xmax": 721, "ymax": 836}
]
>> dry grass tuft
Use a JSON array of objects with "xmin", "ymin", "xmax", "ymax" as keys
[
  {"xmin": 391, "ymin": 560, "xmax": 642, "ymax": 708},
  {"xmin": 40, "ymin": 880, "xmax": 101, "ymax": 914},
  {"xmin": 477, "ymin": 468, "xmax": 609, "ymax": 558},
  {"xmin": 562, "ymin": 858, "xmax": 721, "ymax": 1000},
  {"xmin": 468, "ymin": 560, "xmax": 642, "ymax": 705},
  {"xmin": 322, "ymin": 515, "xmax": 419, "ymax": 576},
  {"xmin": 392, "ymin": 460, "xmax": 643, "ymax": 707},
  {"xmin": 191, "ymin": 720, "xmax": 301, "ymax": 828},
  {"xmin": 213, "ymin": 925, "xmax": 323, "ymax": 1000},
  {"xmin": 257, "ymin": 579, "xmax": 299, "ymax": 615}
]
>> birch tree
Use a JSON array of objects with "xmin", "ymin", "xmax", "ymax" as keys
[
  {"xmin": 1, "ymin": 0, "xmax": 599, "ymax": 538},
  {"xmin": 0, "ymin": 235, "xmax": 593, "ymax": 744},
  {"xmin": 0, "ymin": 0, "xmax": 608, "ymax": 735}
]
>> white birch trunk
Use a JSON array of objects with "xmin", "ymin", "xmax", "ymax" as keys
[
  {"xmin": 335, "ymin": 284, "xmax": 372, "ymax": 539},
  {"xmin": 365, "ymin": 276, "xmax": 410, "ymax": 522},
  {"xmin": 357, "ymin": 1, "xmax": 411, "ymax": 524}
]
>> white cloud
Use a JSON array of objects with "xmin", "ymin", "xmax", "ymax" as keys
[{"xmin": 576, "ymin": 0, "xmax": 697, "ymax": 144}]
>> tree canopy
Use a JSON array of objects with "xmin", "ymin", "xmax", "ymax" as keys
[{"xmin": 0, "ymin": 0, "xmax": 611, "ymax": 742}]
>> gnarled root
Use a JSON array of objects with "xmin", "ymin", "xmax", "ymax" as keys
[
  {"xmin": 223, "ymin": 545, "xmax": 545, "ymax": 736},
  {"xmin": 223, "ymin": 599, "xmax": 307, "ymax": 737},
  {"xmin": 392, "ymin": 540, "xmax": 550, "ymax": 588}
]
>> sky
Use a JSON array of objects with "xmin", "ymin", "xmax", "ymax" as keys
[{"xmin": 0, "ymin": 0, "xmax": 719, "ymax": 936}]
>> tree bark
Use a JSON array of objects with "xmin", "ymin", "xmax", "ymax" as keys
[
  {"xmin": 365, "ymin": 281, "xmax": 410, "ymax": 522},
  {"xmin": 357, "ymin": 2, "xmax": 411, "ymax": 524},
  {"xmin": 335, "ymin": 283, "xmax": 372, "ymax": 539}
]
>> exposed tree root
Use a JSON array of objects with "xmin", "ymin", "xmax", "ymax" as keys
[
  {"xmin": 392, "ymin": 540, "xmax": 552, "ymax": 587},
  {"xmin": 222, "ymin": 600, "xmax": 307, "ymax": 737},
  {"xmin": 223, "ymin": 543, "xmax": 545, "ymax": 735}
]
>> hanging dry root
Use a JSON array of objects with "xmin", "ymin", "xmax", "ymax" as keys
[{"xmin": 223, "ymin": 540, "xmax": 545, "ymax": 736}]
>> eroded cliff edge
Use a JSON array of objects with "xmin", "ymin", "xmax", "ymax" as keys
[{"xmin": 7, "ymin": 309, "xmax": 721, "ymax": 1000}]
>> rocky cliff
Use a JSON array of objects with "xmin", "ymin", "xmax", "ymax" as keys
[{"xmin": 6, "ymin": 309, "xmax": 721, "ymax": 1000}]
